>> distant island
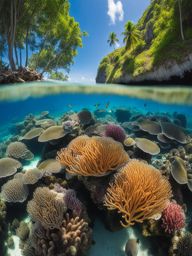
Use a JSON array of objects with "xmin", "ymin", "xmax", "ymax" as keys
[{"xmin": 96, "ymin": 0, "xmax": 192, "ymax": 85}]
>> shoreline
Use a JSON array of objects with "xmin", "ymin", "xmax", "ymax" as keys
[{"xmin": 0, "ymin": 82, "xmax": 191, "ymax": 105}]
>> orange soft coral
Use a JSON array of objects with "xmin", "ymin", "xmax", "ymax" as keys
[
  {"xmin": 56, "ymin": 135, "xmax": 129, "ymax": 177},
  {"xmin": 104, "ymin": 159, "xmax": 172, "ymax": 227}
]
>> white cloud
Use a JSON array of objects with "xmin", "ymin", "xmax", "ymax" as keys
[
  {"xmin": 115, "ymin": 42, "xmax": 120, "ymax": 48},
  {"xmin": 107, "ymin": 0, "xmax": 124, "ymax": 24}
]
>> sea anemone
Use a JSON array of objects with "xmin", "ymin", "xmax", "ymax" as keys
[
  {"xmin": 104, "ymin": 124, "xmax": 126, "ymax": 143},
  {"xmin": 57, "ymin": 135, "xmax": 129, "ymax": 176},
  {"xmin": 104, "ymin": 159, "xmax": 172, "ymax": 227},
  {"xmin": 161, "ymin": 201, "xmax": 185, "ymax": 234}
]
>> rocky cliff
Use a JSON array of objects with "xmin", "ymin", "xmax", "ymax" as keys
[{"xmin": 96, "ymin": 0, "xmax": 192, "ymax": 85}]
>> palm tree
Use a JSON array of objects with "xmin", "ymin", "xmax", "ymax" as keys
[
  {"xmin": 122, "ymin": 21, "xmax": 140, "ymax": 50},
  {"xmin": 178, "ymin": 0, "xmax": 185, "ymax": 40},
  {"xmin": 107, "ymin": 32, "xmax": 119, "ymax": 49}
]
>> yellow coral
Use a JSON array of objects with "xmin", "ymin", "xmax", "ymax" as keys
[
  {"xmin": 57, "ymin": 135, "xmax": 129, "ymax": 176},
  {"xmin": 104, "ymin": 159, "xmax": 172, "ymax": 227}
]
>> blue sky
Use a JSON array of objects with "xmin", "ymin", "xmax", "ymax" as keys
[{"xmin": 69, "ymin": 0, "xmax": 150, "ymax": 83}]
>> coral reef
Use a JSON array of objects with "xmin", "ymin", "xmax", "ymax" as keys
[
  {"xmin": 29, "ymin": 213, "xmax": 92, "ymax": 256},
  {"xmin": 77, "ymin": 109, "xmax": 94, "ymax": 127},
  {"xmin": 135, "ymin": 137, "xmax": 160, "ymax": 155},
  {"xmin": 6, "ymin": 141, "xmax": 34, "ymax": 160},
  {"xmin": 38, "ymin": 126, "xmax": 65, "ymax": 142},
  {"xmin": 21, "ymin": 127, "xmax": 44, "ymax": 140},
  {"xmin": 104, "ymin": 123, "xmax": 126, "ymax": 142},
  {"xmin": 37, "ymin": 159, "xmax": 62, "ymax": 175},
  {"xmin": 16, "ymin": 221, "xmax": 30, "ymax": 241},
  {"xmin": 161, "ymin": 202, "xmax": 185, "ymax": 234},
  {"xmin": 0, "ymin": 108, "xmax": 192, "ymax": 256},
  {"xmin": 27, "ymin": 187, "xmax": 66, "ymax": 229},
  {"xmin": 1, "ymin": 178, "xmax": 29, "ymax": 203},
  {"xmin": 22, "ymin": 168, "xmax": 43, "ymax": 185},
  {"xmin": 0, "ymin": 157, "xmax": 22, "ymax": 178},
  {"xmin": 57, "ymin": 135, "xmax": 129, "ymax": 176},
  {"xmin": 174, "ymin": 232, "xmax": 192, "ymax": 256},
  {"xmin": 104, "ymin": 159, "xmax": 172, "ymax": 227}
]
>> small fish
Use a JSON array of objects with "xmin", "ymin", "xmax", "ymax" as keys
[
  {"xmin": 105, "ymin": 101, "xmax": 110, "ymax": 108},
  {"xmin": 97, "ymin": 109, "xmax": 106, "ymax": 113},
  {"xmin": 144, "ymin": 103, "xmax": 147, "ymax": 108},
  {"xmin": 125, "ymin": 239, "xmax": 139, "ymax": 256},
  {"xmin": 67, "ymin": 104, "xmax": 73, "ymax": 108},
  {"xmin": 94, "ymin": 103, "xmax": 100, "ymax": 108}
]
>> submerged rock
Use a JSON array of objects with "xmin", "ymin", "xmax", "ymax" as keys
[{"xmin": 125, "ymin": 239, "xmax": 139, "ymax": 256}]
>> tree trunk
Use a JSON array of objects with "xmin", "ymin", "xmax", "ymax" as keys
[
  {"xmin": 19, "ymin": 48, "xmax": 22, "ymax": 67},
  {"xmin": 178, "ymin": 0, "xmax": 185, "ymax": 40},
  {"xmin": 25, "ymin": 28, "xmax": 29, "ymax": 67},
  {"xmin": 8, "ymin": 0, "xmax": 17, "ymax": 70},
  {"xmin": 14, "ymin": 43, "xmax": 19, "ymax": 68}
]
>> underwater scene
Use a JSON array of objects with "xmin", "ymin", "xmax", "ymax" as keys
[{"xmin": 0, "ymin": 82, "xmax": 192, "ymax": 256}]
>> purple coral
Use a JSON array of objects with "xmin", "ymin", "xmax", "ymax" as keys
[
  {"xmin": 104, "ymin": 124, "xmax": 126, "ymax": 143},
  {"xmin": 53, "ymin": 184, "xmax": 83, "ymax": 216}
]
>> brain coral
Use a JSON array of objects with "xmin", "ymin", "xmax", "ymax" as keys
[
  {"xmin": 6, "ymin": 142, "xmax": 34, "ymax": 160},
  {"xmin": 1, "ymin": 178, "xmax": 29, "ymax": 203},
  {"xmin": 104, "ymin": 159, "xmax": 172, "ymax": 227},
  {"xmin": 57, "ymin": 135, "xmax": 129, "ymax": 176},
  {"xmin": 27, "ymin": 187, "xmax": 66, "ymax": 229}
]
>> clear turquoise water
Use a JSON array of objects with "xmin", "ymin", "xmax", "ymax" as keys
[
  {"xmin": 0, "ymin": 83, "xmax": 192, "ymax": 140},
  {"xmin": 1, "ymin": 82, "xmax": 192, "ymax": 256}
]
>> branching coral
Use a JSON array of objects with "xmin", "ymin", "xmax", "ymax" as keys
[
  {"xmin": 62, "ymin": 213, "xmax": 92, "ymax": 255},
  {"xmin": 27, "ymin": 187, "xmax": 66, "ymax": 229},
  {"xmin": 57, "ymin": 135, "xmax": 129, "ymax": 176},
  {"xmin": 29, "ymin": 213, "xmax": 92, "ymax": 256},
  {"xmin": 104, "ymin": 159, "xmax": 172, "ymax": 227}
]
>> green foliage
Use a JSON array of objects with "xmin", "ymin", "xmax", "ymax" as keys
[
  {"xmin": 0, "ymin": 0, "xmax": 83, "ymax": 75},
  {"xmin": 107, "ymin": 32, "xmax": 119, "ymax": 48},
  {"xmin": 48, "ymin": 71, "xmax": 68, "ymax": 81},
  {"xmin": 97, "ymin": 0, "xmax": 192, "ymax": 82},
  {"xmin": 122, "ymin": 21, "xmax": 141, "ymax": 50}
]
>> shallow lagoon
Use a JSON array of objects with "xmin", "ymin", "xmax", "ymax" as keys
[{"xmin": 0, "ymin": 82, "xmax": 192, "ymax": 256}]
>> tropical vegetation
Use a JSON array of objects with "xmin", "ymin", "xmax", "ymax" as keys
[
  {"xmin": 97, "ymin": 0, "xmax": 192, "ymax": 83},
  {"xmin": 107, "ymin": 32, "xmax": 119, "ymax": 49},
  {"xmin": 0, "ymin": 0, "xmax": 83, "ymax": 79}
]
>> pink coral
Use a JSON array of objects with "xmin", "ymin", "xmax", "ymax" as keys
[
  {"xmin": 104, "ymin": 124, "xmax": 126, "ymax": 143},
  {"xmin": 161, "ymin": 201, "xmax": 185, "ymax": 234}
]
